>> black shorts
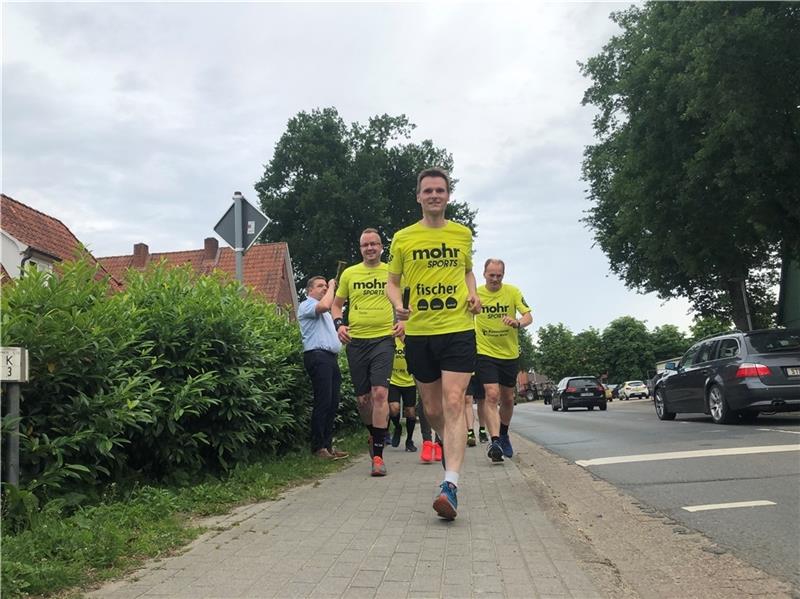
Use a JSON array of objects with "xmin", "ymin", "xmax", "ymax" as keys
[
  {"xmin": 476, "ymin": 354, "xmax": 518, "ymax": 388},
  {"xmin": 345, "ymin": 336, "xmax": 394, "ymax": 396},
  {"xmin": 388, "ymin": 384, "xmax": 417, "ymax": 409},
  {"xmin": 467, "ymin": 374, "xmax": 485, "ymax": 400},
  {"xmin": 404, "ymin": 330, "xmax": 476, "ymax": 384}
]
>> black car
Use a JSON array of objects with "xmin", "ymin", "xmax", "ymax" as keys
[
  {"xmin": 654, "ymin": 328, "xmax": 800, "ymax": 424},
  {"xmin": 552, "ymin": 376, "xmax": 607, "ymax": 411}
]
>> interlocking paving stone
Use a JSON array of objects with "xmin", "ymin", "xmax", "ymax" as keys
[{"xmin": 88, "ymin": 432, "xmax": 601, "ymax": 598}]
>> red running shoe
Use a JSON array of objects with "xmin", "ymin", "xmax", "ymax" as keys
[
  {"xmin": 371, "ymin": 456, "xmax": 387, "ymax": 476},
  {"xmin": 434, "ymin": 442, "xmax": 443, "ymax": 462},
  {"xmin": 420, "ymin": 440, "xmax": 434, "ymax": 463}
]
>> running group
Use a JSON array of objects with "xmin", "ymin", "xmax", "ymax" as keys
[{"xmin": 298, "ymin": 167, "xmax": 532, "ymax": 521}]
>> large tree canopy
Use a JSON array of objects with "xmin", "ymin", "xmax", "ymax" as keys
[
  {"xmin": 580, "ymin": 2, "xmax": 800, "ymax": 330},
  {"xmin": 255, "ymin": 108, "xmax": 477, "ymax": 288}
]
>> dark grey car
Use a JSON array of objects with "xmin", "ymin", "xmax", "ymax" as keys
[
  {"xmin": 654, "ymin": 328, "xmax": 800, "ymax": 424},
  {"xmin": 553, "ymin": 376, "xmax": 607, "ymax": 412}
]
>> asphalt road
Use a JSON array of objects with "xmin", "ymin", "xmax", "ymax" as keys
[{"xmin": 511, "ymin": 398, "xmax": 800, "ymax": 590}]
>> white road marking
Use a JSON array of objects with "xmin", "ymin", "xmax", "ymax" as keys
[
  {"xmin": 758, "ymin": 428, "xmax": 800, "ymax": 436},
  {"xmin": 575, "ymin": 444, "xmax": 800, "ymax": 467},
  {"xmin": 682, "ymin": 500, "xmax": 776, "ymax": 513}
]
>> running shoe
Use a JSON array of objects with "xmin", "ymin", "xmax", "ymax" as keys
[
  {"xmin": 433, "ymin": 442, "xmax": 443, "ymax": 462},
  {"xmin": 391, "ymin": 424, "xmax": 402, "ymax": 448},
  {"xmin": 478, "ymin": 428, "xmax": 488, "ymax": 444},
  {"xmin": 405, "ymin": 439, "xmax": 418, "ymax": 452},
  {"xmin": 467, "ymin": 430, "xmax": 476, "ymax": 447},
  {"xmin": 420, "ymin": 440, "xmax": 434, "ymax": 463},
  {"xmin": 371, "ymin": 456, "xmax": 387, "ymax": 476},
  {"xmin": 432, "ymin": 481, "xmax": 458, "ymax": 520},
  {"xmin": 499, "ymin": 434, "xmax": 513, "ymax": 458},
  {"xmin": 487, "ymin": 440, "xmax": 504, "ymax": 462}
]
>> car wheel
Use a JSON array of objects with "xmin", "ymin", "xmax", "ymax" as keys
[
  {"xmin": 526, "ymin": 389, "xmax": 535, "ymax": 402},
  {"xmin": 588, "ymin": 405, "xmax": 594, "ymax": 411},
  {"xmin": 561, "ymin": 400, "xmax": 569, "ymax": 412},
  {"xmin": 599, "ymin": 402, "xmax": 607, "ymax": 411},
  {"xmin": 654, "ymin": 388, "xmax": 676, "ymax": 421},
  {"xmin": 551, "ymin": 399, "xmax": 558, "ymax": 411},
  {"xmin": 708, "ymin": 384, "xmax": 734, "ymax": 424}
]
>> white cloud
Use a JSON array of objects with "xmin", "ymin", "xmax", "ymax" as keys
[{"xmin": 2, "ymin": 1, "xmax": 694, "ymax": 333}]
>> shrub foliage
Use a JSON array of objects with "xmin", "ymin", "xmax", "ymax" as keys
[{"xmin": 1, "ymin": 259, "xmax": 358, "ymax": 511}]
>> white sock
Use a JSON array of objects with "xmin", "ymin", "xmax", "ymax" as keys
[{"xmin": 444, "ymin": 471, "xmax": 459, "ymax": 486}]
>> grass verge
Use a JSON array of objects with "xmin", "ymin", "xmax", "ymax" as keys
[{"xmin": 1, "ymin": 432, "xmax": 365, "ymax": 598}]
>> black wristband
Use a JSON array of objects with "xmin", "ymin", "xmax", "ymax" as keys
[{"xmin": 333, "ymin": 318, "xmax": 344, "ymax": 330}]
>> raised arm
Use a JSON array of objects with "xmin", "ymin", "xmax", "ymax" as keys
[{"xmin": 315, "ymin": 279, "xmax": 337, "ymax": 314}]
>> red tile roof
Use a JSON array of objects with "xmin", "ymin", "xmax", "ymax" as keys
[
  {"xmin": 98, "ymin": 242, "xmax": 297, "ymax": 311},
  {"xmin": 1, "ymin": 194, "xmax": 121, "ymax": 289}
]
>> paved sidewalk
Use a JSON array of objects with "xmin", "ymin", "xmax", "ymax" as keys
[{"xmin": 88, "ymin": 433, "xmax": 601, "ymax": 599}]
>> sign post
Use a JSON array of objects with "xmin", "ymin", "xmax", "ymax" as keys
[
  {"xmin": 1, "ymin": 347, "xmax": 29, "ymax": 486},
  {"xmin": 213, "ymin": 192, "xmax": 269, "ymax": 284}
]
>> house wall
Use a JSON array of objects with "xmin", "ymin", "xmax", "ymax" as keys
[{"xmin": 1, "ymin": 232, "xmax": 23, "ymax": 278}]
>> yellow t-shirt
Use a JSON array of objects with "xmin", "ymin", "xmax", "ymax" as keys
[
  {"xmin": 390, "ymin": 337, "xmax": 415, "ymax": 387},
  {"xmin": 388, "ymin": 221, "xmax": 474, "ymax": 336},
  {"xmin": 336, "ymin": 262, "xmax": 394, "ymax": 339},
  {"xmin": 475, "ymin": 283, "xmax": 531, "ymax": 359}
]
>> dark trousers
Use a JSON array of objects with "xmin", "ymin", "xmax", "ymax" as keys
[{"xmin": 303, "ymin": 350, "xmax": 342, "ymax": 453}]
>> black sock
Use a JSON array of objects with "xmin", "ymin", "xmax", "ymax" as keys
[
  {"xmin": 491, "ymin": 436, "xmax": 500, "ymax": 443},
  {"xmin": 372, "ymin": 428, "xmax": 386, "ymax": 457},
  {"xmin": 479, "ymin": 426, "xmax": 486, "ymax": 434},
  {"xmin": 406, "ymin": 417, "xmax": 416, "ymax": 441},
  {"xmin": 500, "ymin": 423, "xmax": 509, "ymax": 436},
  {"xmin": 390, "ymin": 413, "xmax": 401, "ymax": 431}
]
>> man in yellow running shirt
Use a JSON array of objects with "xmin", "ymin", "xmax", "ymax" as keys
[
  {"xmin": 332, "ymin": 228, "xmax": 401, "ymax": 477},
  {"xmin": 475, "ymin": 259, "xmax": 532, "ymax": 462},
  {"xmin": 387, "ymin": 167, "xmax": 481, "ymax": 520}
]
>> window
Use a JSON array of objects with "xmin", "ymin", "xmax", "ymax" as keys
[
  {"xmin": 679, "ymin": 345, "xmax": 701, "ymax": 369},
  {"xmin": 717, "ymin": 338, "xmax": 740, "ymax": 359},
  {"xmin": 696, "ymin": 341, "xmax": 718, "ymax": 364}
]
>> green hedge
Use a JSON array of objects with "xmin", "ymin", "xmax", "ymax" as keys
[{"xmin": 0, "ymin": 258, "xmax": 360, "ymax": 518}]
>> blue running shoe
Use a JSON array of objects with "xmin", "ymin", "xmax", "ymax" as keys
[
  {"xmin": 499, "ymin": 434, "xmax": 513, "ymax": 458},
  {"xmin": 433, "ymin": 481, "xmax": 458, "ymax": 520},
  {"xmin": 488, "ymin": 441, "xmax": 504, "ymax": 463}
]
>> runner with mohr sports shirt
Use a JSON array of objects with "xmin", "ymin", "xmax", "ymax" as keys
[
  {"xmin": 387, "ymin": 167, "xmax": 481, "ymax": 520},
  {"xmin": 332, "ymin": 228, "xmax": 402, "ymax": 477},
  {"xmin": 475, "ymin": 258, "xmax": 532, "ymax": 462}
]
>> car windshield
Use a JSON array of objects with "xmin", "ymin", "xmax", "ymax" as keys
[
  {"xmin": 569, "ymin": 378, "xmax": 598, "ymax": 387},
  {"xmin": 747, "ymin": 330, "xmax": 800, "ymax": 353},
  {"xmin": 627, "ymin": 381, "xmax": 644, "ymax": 386}
]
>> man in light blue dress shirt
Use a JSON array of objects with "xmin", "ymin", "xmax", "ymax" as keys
[{"xmin": 298, "ymin": 276, "xmax": 347, "ymax": 459}]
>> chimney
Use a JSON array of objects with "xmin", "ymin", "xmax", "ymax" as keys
[
  {"xmin": 132, "ymin": 243, "xmax": 149, "ymax": 268},
  {"xmin": 204, "ymin": 237, "xmax": 219, "ymax": 261}
]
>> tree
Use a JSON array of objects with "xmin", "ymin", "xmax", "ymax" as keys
[
  {"xmin": 532, "ymin": 323, "xmax": 577, "ymax": 383},
  {"xmin": 689, "ymin": 315, "xmax": 734, "ymax": 343},
  {"xmin": 518, "ymin": 327, "xmax": 536, "ymax": 372},
  {"xmin": 601, "ymin": 316, "xmax": 654, "ymax": 382},
  {"xmin": 649, "ymin": 324, "xmax": 689, "ymax": 361},
  {"xmin": 255, "ymin": 108, "xmax": 477, "ymax": 289},
  {"xmin": 573, "ymin": 328, "xmax": 605, "ymax": 378},
  {"xmin": 580, "ymin": 3, "xmax": 800, "ymax": 330}
]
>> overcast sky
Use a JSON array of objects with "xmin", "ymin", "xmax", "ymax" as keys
[{"xmin": 2, "ymin": 1, "xmax": 695, "ymax": 335}]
